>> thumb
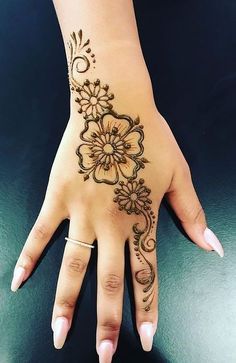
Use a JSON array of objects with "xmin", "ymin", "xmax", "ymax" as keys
[{"xmin": 166, "ymin": 164, "xmax": 224, "ymax": 258}]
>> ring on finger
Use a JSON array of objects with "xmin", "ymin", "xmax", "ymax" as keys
[{"xmin": 65, "ymin": 237, "xmax": 95, "ymax": 249}]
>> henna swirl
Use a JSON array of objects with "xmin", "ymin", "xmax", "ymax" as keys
[{"xmin": 67, "ymin": 30, "xmax": 96, "ymax": 90}]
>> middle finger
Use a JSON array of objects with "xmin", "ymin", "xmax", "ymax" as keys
[{"xmin": 96, "ymin": 228, "xmax": 125, "ymax": 362}]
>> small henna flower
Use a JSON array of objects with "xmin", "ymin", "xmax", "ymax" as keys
[
  {"xmin": 113, "ymin": 179, "xmax": 152, "ymax": 214},
  {"xmin": 76, "ymin": 110, "xmax": 148, "ymax": 184},
  {"xmin": 75, "ymin": 79, "xmax": 114, "ymax": 118}
]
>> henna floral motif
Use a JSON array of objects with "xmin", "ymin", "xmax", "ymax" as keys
[
  {"xmin": 113, "ymin": 178, "xmax": 156, "ymax": 311},
  {"xmin": 67, "ymin": 29, "xmax": 156, "ymax": 311},
  {"xmin": 67, "ymin": 30, "xmax": 96, "ymax": 90},
  {"xmin": 76, "ymin": 110, "xmax": 148, "ymax": 184},
  {"xmin": 75, "ymin": 79, "xmax": 114, "ymax": 118},
  {"xmin": 113, "ymin": 179, "xmax": 152, "ymax": 214}
]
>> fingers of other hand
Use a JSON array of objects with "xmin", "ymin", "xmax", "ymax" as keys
[
  {"xmin": 51, "ymin": 216, "xmax": 95, "ymax": 349},
  {"xmin": 129, "ymin": 224, "xmax": 158, "ymax": 352},
  {"xmin": 96, "ymin": 231, "xmax": 125, "ymax": 363},
  {"xmin": 166, "ymin": 163, "xmax": 224, "ymax": 257},
  {"xmin": 11, "ymin": 196, "xmax": 66, "ymax": 292}
]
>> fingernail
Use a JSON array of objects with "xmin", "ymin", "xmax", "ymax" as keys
[
  {"xmin": 53, "ymin": 317, "xmax": 69, "ymax": 349},
  {"xmin": 139, "ymin": 322, "xmax": 154, "ymax": 352},
  {"xmin": 204, "ymin": 228, "xmax": 224, "ymax": 258},
  {"xmin": 11, "ymin": 266, "xmax": 25, "ymax": 292},
  {"xmin": 98, "ymin": 340, "xmax": 113, "ymax": 363}
]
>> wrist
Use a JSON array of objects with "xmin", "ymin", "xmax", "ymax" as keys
[
  {"xmin": 69, "ymin": 68, "xmax": 154, "ymax": 120},
  {"xmin": 66, "ymin": 33, "xmax": 155, "ymax": 118}
]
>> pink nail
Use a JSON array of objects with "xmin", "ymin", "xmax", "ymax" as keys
[
  {"xmin": 11, "ymin": 266, "xmax": 25, "ymax": 292},
  {"xmin": 53, "ymin": 317, "xmax": 69, "ymax": 349},
  {"xmin": 98, "ymin": 340, "xmax": 113, "ymax": 363},
  {"xmin": 204, "ymin": 228, "xmax": 224, "ymax": 258},
  {"xmin": 139, "ymin": 322, "xmax": 154, "ymax": 351}
]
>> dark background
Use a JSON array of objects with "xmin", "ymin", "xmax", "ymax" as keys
[{"xmin": 0, "ymin": 1, "xmax": 235, "ymax": 362}]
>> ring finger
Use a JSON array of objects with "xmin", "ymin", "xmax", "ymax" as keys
[
  {"xmin": 96, "ymin": 226, "xmax": 126, "ymax": 363},
  {"xmin": 51, "ymin": 214, "xmax": 95, "ymax": 349}
]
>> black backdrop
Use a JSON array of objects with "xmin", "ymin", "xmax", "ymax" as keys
[{"xmin": 0, "ymin": 1, "xmax": 235, "ymax": 362}]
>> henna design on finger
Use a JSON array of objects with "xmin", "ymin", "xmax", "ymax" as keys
[
  {"xmin": 67, "ymin": 30, "xmax": 96, "ymax": 90},
  {"xmin": 113, "ymin": 178, "xmax": 156, "ymax": 311}
]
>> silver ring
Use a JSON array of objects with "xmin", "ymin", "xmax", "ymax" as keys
[{"xmin": 65, "ymin": 237, "xmax": 95, "ymax": 249}]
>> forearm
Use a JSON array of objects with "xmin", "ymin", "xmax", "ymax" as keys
[{"xmin": 52, "ymin": 0, "xmax": 154, "ymax": 114}]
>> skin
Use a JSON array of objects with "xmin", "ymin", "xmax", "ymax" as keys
[{"xmin": 11, "ymin": 0, "xmax": 221, "ymax": 360}]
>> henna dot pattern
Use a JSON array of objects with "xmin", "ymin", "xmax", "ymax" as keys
[
  {"xmin": 75, "ymin": 79, "xmax": 114, "ymax": 118},
  {"xmin": 114, "ymin": 178, "xmax": 156, "ymax": 311}
]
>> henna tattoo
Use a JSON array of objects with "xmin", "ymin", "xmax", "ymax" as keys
[
  {"xmin": 67, "ymin": 30, "xmax": 156, "ymax": 311},
  {"xmin": 75, "ymin": 79, "xmax": 114, "ymax": 118},
  {"xmin": 113, "ymin": 179, "xmax": 156, "ymax": 311},
  {"xmin": 113, "ymin": 178, "xmax": 152, "ymax": 214},
  {"xmin": 76, "ymin": 110, "xmax": 148, "ymax": 184},
  {"xmin": 67, "ymin": 30, "xmax": 96, "ymax": 90}
]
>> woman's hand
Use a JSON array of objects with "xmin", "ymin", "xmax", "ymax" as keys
[{"xmin": 10, "ymin": 29, "xmax": 224, "ymax": 363}]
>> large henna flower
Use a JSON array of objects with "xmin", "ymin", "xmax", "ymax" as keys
[
  {"xmin": 75, "ymin": 79, "xmax": 114, "ymax": 118},
  {"xmin": 76, "ymin": 111, "xmax": 148, "ymax": 184}
]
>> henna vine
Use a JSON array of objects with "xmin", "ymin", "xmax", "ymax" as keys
[
  {"xmin": 67, "ymin": 30, "xmax": 96, "ymax": 90},
  {"xmin": 76, "ymin": 110, "xmax": 148, "ymax": 184},
  {"xmin": 67, "ymin": 30, "xmax": 156, "ymax": 311},
  {"xmin": 75, "ymin": 79, "xmax": 114, "ymax": 118},
  {"xmin": 113, "ymin": 178, "xmax": 156, "ymax": 311}
]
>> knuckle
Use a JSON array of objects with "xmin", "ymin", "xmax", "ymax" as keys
[
  {"xmin": 22, "ymin": 250, "xmax": 34, "ymax": 266},
  {"xmin": 136, "ymin": 299, "xmax": 157, "ymax": 315},
  {"xmin": 104, "ymin": 203, "xmax": 122, "ymax": 219},
  {"xmin": 18, "ymin": 249, "xmax": 34, "ymax": 269},
  {"xmin": 31, "ymin": 220, "xmax": 50, "ymax": 241},
  {"xmin": 99, "ymin": 319, "xmax": 121, "ymax": 333},
  {"xmin": 56, "ymin": 297, "xmax": 76, "ymax": 310},
  {"xmin": 138, "ymin": 304, "xmax": 156, "ymax": 314},
  {"xmin": 189, "ymin": 206, "xmax": 205, "ymax": 224},
  {"xmin": 180, "ymin": 162, "xmax": 192, "ymax": 180},
  {"xmin": 137, "ymin": 268, "xmax": 151, "ymax": 281},
  {"xmin": 101, "ymin": 273, "xmax": 122, "ymax": 295},
  {"xmin": 65, "ymin": 257, "xmax": 87, "ymax": 274}
]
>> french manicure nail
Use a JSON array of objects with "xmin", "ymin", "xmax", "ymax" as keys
[
  {"xmin": 53, "ymin": 317, "xmax": 69, "ymax": 349},
  {"xmin": 139, "ymin": 322, "xmax": 154, "ymax": 352},
  {"xmin": 11, "ymin": 266, "xmax": 25, "ymax": 292},
  {"xmin": 204, "ymin": 227, "xmax": 224, "ymax": 258},
  {"xmin": 98, "ymin": 340, "xmax": 113, "ymax": 363}
]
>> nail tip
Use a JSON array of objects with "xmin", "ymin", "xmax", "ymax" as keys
[
  {"xmin": 140, "ymin": 338, "xmax": 153, "ymax": 352},
  {"xmin": 53, "ymin": 317, "xmax": 69, "ymax": 351},
  {"xmin": 98, "ymin": 340, "xmax": 113, "ymax": 363},
  {"xmin": 139, "ymin": 322, "xmax": 154, "ymax": 352},
  {"xmin": 204, "ymin": 228, "xmax": 224, "ymax": 258},
  {"xmin": 10, "ymin": 283, "xmax": 19, "ymax": 292}
]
